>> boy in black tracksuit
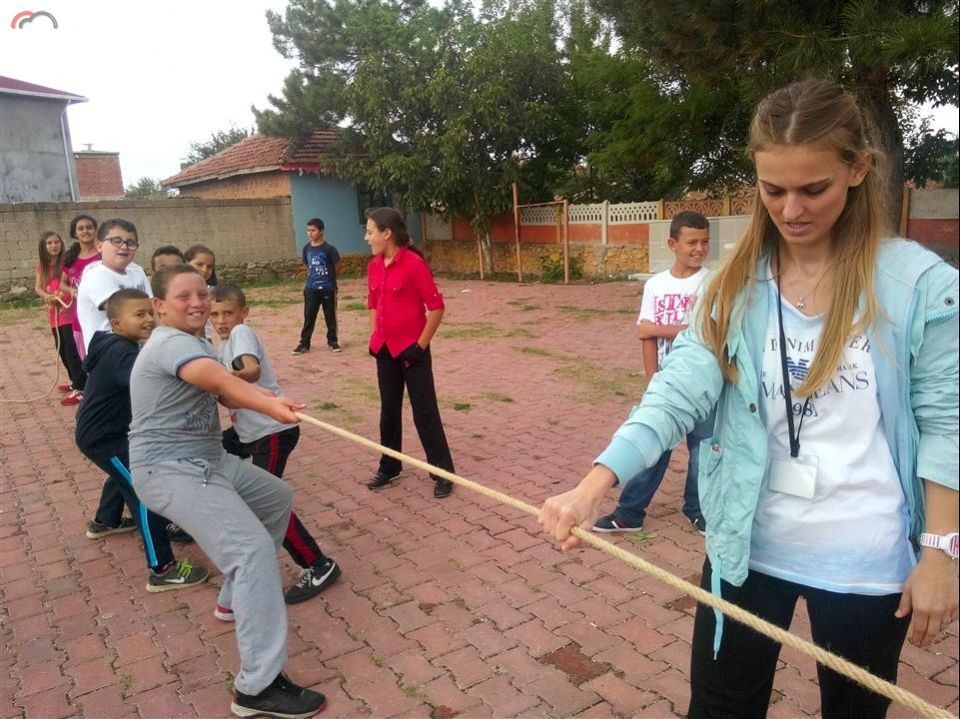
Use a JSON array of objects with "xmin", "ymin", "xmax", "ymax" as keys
[{"xmin": 75, "ymin": 288, "xmax": 209, "ymax": 592}]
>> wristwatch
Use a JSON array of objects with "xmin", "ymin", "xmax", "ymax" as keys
[{"xmin": 919, "ymin": 532, "xmax": 960, "ymax": 560}]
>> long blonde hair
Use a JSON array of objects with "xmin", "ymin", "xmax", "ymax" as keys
[{"xmin": 698, "ymin": 79, "xmax": 889, "ymax": 397}]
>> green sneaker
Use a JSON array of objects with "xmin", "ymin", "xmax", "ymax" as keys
[{"xmin": 146, "ymin": 559, "xmax": 209, "ymax": 593}]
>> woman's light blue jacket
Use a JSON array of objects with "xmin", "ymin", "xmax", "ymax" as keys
[{"xmin": 597, "ymin": 240, "xmax": 959, "ymax": 593}]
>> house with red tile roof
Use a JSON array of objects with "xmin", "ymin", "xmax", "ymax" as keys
[
  {"xmin": 1, "ymin": 76, "xmax": 87, "ymax": 202},
  {"xmin": 163, "ymin": 129, "xmax": 401, "ymax": 254}
]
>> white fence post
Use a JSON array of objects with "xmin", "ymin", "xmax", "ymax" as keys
[{"xmin": 601, "ymin": 200, "xmax": 609, "ymax": 245}]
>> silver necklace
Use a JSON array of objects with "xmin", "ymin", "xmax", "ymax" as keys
[{"xmin": 795, "ymin": 296, "xmax": 806, "ymax": 311}]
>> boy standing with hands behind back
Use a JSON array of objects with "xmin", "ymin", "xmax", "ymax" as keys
[
  {"xmin": 293, "ymin": 218, "xmax": 342, "ymax": 354},
  {"xmin": 593, "ymin": 211, "xmax": 716, "ymax": 535}
]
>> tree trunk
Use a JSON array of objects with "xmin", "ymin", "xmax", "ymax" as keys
[
  {"xmin": 854, "ymin": 70, "xmax": 905, "ymax": 232},
  {"xmin": 481, "ymin": 230, "xmax": 494, "ymax": 275}
]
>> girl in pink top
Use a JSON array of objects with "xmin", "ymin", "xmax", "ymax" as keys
[
  {"xmin": 62, "ymin": 214, "xmax": 101, "ymax": 359},
  {"xmin": 365, "ymin": 207, "xmax": 455, "ymax": 499},
  {"xmin": 34, "ymin": 231, "xmax": 86, "ymax": 405}
]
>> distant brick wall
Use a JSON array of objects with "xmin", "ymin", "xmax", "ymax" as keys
[
  {"xmin": 74, "ymin": 152, "xmax": 123, "ymax": 199},
  {"xmin": 0, "ymin": 198, "xmax": 295, "ymax": 291},
  {"xmin": 175, "ymin": 172, "xmax": 291, "ymax": 200}
]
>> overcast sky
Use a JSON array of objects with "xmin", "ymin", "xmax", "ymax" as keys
[
  {"xmin": 2, "ymin": 0, "xmax": 958, "ymax": 189},
  {"xmin": 1, "ymin": 0, "xmax": 296, "ymax": 184}
]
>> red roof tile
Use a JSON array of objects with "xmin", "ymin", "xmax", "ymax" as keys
[
  {"xmin": 163, "ymin": 129, "xmax": 341, "ymax": 187},
  {"xmin": 0, "ymin": 75, "xmax": 87, "ymax": 103}
]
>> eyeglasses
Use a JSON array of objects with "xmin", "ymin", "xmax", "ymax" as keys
[{"xmin": 105, "ymin": 237, "xmax": 139, "ymax": 249}]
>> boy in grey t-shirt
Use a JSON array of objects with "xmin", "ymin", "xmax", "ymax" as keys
[
  {"xmin": 128, "ymin": 265, "xmax": 326, "ymax": 719},
  {"xmin": 211, "ymin": 283, "xmax": 341, "ymax": 607}
]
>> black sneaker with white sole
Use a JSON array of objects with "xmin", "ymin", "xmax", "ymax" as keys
[
  {"xmin": 291, "ymin": 344, "xmax": 310, "ymax": 355},
  {"xmin": 232, "ymin": 671, "xmax": 326, "ymax": 718},
  {"xmin": 284, "ymin": 559, "xmax": 341, "ymax": 605},
  {"xmin": 690, "ymin": 515, "xmax": 707, "ymax": 536},
  {"xmin": 366, "ymin": 470, "xmax": 399, "ymax": 490},
  {"xmin": 86, "ymin": 516, "xmax": 137, "ymax": 539},
  {"xmin": 592, "ymin": 513, "xmax": 643, "ymax": 533}
]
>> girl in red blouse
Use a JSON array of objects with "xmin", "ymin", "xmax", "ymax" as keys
[{"xmin": 365, "ymin": 208, "xmax": 455, "ymax": 498}]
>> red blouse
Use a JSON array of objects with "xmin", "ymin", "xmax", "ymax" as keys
[{"xmin": 368, "ymin": 247, "xmax": 445, "ymax": 357}]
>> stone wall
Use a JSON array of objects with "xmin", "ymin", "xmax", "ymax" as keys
[
  {"xmin": 422, "ymin": 240, "xmax": 649, "ymax": 280},
  {"xmin": 0, "ymin": 197, "xmax": 296, "ymax": 292}
]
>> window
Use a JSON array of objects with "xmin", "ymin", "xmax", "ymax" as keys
[{"xmin": 357, "ymin": 186, "xmax": 393, "ymax": 224}]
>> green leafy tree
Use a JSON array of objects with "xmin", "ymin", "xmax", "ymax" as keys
[
  {"xmin": 905, "ymin": 119, "xmax": 960, "ymax": 188},
  {"xmin": 185, "ymin": 124, "xmax": 251, "ymax": 164},
  {"xmin": 256, "ymin": 0, "xmax": 579, "ymax": 273},
  {"xmin": 124, "ymin": 177, "xmax": 172, "ymax": 199},
  {"xmin": 590, "ymin": 0, "xmax": 959, "ymax": 214}
]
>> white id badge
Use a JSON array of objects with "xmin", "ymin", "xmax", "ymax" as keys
[{"xmin": 768, "ymin": 455, "xmax": 818, "ymax": 500}]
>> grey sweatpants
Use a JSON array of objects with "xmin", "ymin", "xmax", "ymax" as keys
[{"xmin": 132, "ymin": 453, "xmax": 292, "ymax": 695}]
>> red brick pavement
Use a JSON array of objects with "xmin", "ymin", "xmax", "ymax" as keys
[{"xmin": 1, "ymin": 278, "xmax": 957, "ymax": 718}]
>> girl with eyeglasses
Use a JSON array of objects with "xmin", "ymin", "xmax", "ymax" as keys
[{"xmin": 76, "ymin": 219, "xmax": 152, "ymax": 354}]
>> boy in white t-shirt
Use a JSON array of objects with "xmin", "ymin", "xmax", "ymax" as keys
[
  {"xmin": 593, "ymin": 211, "xmax": 716, "ymax": 535},
  {"xmin": 76, "ymin": 219, "xmax": 151, "ymax": 353}
]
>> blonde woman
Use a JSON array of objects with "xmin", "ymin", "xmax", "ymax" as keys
[{"xmin": 539, "ymin": 79, "xmax": 958, "ymax": 719}]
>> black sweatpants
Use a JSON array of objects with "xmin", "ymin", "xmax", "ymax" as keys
[
  {"xmin": 375, "ymin": 344, "xmax": 455, "ymax": 480},
  {"xmin": 689, "ymin": 559, "xmax": 910, "ymax": 719},
  {"xmin": 222, "ymin": 425, "xmax": 328, "ymax": 569},
  {"xmin": 299, "ymin": 288, "xmax": 338, "ymax": 348},
  {"xmin": 52, "ymin": 325, "xmax": 86, "ymax": 390},
  {"xmin": 87, "ymin": 450, "xmax": 174, "ymax": 570}
]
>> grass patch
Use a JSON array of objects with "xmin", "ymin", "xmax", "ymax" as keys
[
  {"xmin": 335, "ymin": 376, "xmax": 381, "ymax": 403},
  {"xmin": 481, "ymin": 391, "xmax": 514, "ymax": 403},
  {"xmin": 557, "ymin": 305, "xmax": 635, "ymax": 322},
  {"xmin": 511, "ymin": 345, "xmax": 643, "ymax": 401},
  {"xmin": 505, "ymin": 327, "xmax": 537, "ymax": 338},
  {"xmin": 625, "ymin": 529, "xmax": 659, "ymax": 547},
  {"xmin": 340, "ymin": 300, "xmax": 368, "ymax": 312},
  {"xmin": 507, "ymin": 298, "xmax": 542, "ymax": 312},
  {"xmin": 453, "ymin": 402, "xmax": 472, "ymax": 412},
  {"xmin": 442, "ymin": 321, "xmax": 499, "ymax": 340},
  {"xmin": 246, "ymin": 296, "xmax": 302, "ymax": 308},
  {"xmin": 315, "ymin": 401, "xmax": 341, "ymax": 411}
]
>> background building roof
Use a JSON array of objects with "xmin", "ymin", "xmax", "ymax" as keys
[
  {"xmin": 163, "ymin": 129, "xmax": 339, "ymax": 187},
  {"xmin": 0, "ymin": 75, "xmax": 87, "ymax": 103}
]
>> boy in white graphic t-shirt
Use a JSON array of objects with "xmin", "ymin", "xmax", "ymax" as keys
[{"xmin": 593, "ymin": 211, "xmax": 716, "ymax": 535}]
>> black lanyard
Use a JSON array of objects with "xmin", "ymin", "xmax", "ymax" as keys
[{"xmin": 775, "ymin": 249, "xmax": 811, "ymax": 459}]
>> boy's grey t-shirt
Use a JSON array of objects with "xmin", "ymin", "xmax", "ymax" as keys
[
  {"xmin": 219, "ymin": 323, "xmax": 296, "ymax": 444},
  {"xmin": 128, "ymin": 326, "xmax": 223, "ymax": 466}
]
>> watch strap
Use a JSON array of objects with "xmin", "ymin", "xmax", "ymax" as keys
[{"xmin": 920, "ymin": 532, "xmax": 960, "ymax": 559}]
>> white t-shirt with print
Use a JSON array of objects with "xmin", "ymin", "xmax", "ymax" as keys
[
  {"xmin": 637, "ymin": 267, "xmax": 710, "ymax": 367},
  {"xmin": 750, "ymin": 280, "xmax": 914, "ymax": 594},
  {"xmin": 76, "ymin": 261, "xmax": 152, "ymax": 352}
]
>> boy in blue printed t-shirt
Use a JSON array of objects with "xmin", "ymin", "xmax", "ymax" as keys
[{"xmin": 293, "ymin": 218, "xmax": 342, "ymax": 354}]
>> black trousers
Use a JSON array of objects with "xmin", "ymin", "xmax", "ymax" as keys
[
  {"xmin": 52, "ymin": 325, "xmax": 86, "ymax": 390},
  {"xmin": 375, "ymin": 344, "xmax": 455, "ymax": 480},
  {"xmin": 299, "ymin": 288, "xmax": 338, "ymax": 347},
  {"xmin": 88, "ymin": 449, "xmax": 174, "ymax": 570},
  {"xmin": 222, "ymin": 426, "xmax": 327, "ymax": 569},
  {"xmin": 689, "ymin": 559, "xmax": 910, "ymax": 719}
]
